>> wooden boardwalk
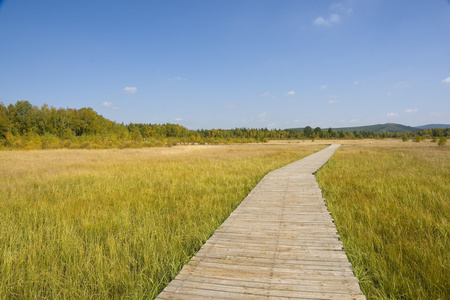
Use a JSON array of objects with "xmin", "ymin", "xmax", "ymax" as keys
[{"xmin": 157, "ymin": 144, "xmax": 366, "ymax": 299}]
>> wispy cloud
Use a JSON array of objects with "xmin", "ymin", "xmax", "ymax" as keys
[
  {"xmin": 242, "ymin": 112, "xmax": 270, "ymax": 125},
  {"xmin": 315, "ymin": 3, "xmax": 352, "ymax": 27},
  {"xmin": 314, "ymin": 14, "xmax": 340, "ymax": 26},
  {"xmin": 175, "ymin": 118, "xmax": 183, "ymax": 122},
  {"xmin": 123, "ymin": 86, "xmax": 137, "ymax": 94},
  {"xmin": 338, "ymin": 118, "xmax": 359, "ymax": 124},
  {"xmin": 169, "ymin": 76, "xmax": 187, "ymax": 81},
  {"xmin": 101, "ymin": 101, "xmax": 119, "ymax": 110},
  {"xmin": 223, "ymin": 102, "xmax": 235, "ymax": 109},
  {"xmin": 405, "ymin": 108, "xmax": 418, "ymax": 113},
  {"xmin": 391, "ymin": 81, "xmax": 410, "ymax": 89},
  {"xmin": 328, "ymin": 95, "xmax": 340, "ymax": 103},
  {"xmin": 330, "ymin": 3, "xmax": 353, "ymax": 14},
  {"xmin": 353, "ymin": 80, "xmax": 359, "ymax": 85},
  {"xmin": 258, "ymin": 112, "xmax": 267, "ymax": 120},
  {"xmin": 286, "ymin": 90, "xmax": 295, "ymax": 96},
  {"xmin": 261, "ymin": 92, "xmax": 270, "ymax": 97},
  {"xmin": 328, "ymin": 100, "xmax": 340, "ymax": 104},
  {"xmin": 321, "ymin": 84, "xmax": 328, "ymax": 90},
  {"xmin": 441, "ymin": 77, "xmax": 450, "ymax": 83},
  {"xmin": 387, "ymin": 112, "xmax": 399, "ymax": 117}
]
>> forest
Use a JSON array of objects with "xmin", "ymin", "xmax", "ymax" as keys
[{"xmin": 1, "ymin": 101, "xmax": 448, "ymax": 150}]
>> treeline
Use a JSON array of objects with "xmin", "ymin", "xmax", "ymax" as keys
[
  {"xmin": 0, "ymin": 101, "xmax": 278, "ymax": 149},
  {"xmin": 0, "ymin": 101, "xmax": 448, "ymax": 150},
  {"xmin": 298, "ymin": 125, "xmax": 450, "ymax": 140}
]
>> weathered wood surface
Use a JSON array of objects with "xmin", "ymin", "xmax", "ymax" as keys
[{"xmin": 157, "ymin": 144, "xmax": 366, "ymax": 299}]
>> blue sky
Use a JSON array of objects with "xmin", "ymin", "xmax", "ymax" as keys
[{"xmin": 1, "ymin": 0, "xmax": 449, "ymax": 129}]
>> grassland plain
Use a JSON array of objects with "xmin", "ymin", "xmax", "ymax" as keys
[
  {"xmin": 0, "ymin": 144, "xmax": 325, "ymax": 299},
  {"xmin": 316, "ymin": 140, "xmax": 449, "ymax": 299}
]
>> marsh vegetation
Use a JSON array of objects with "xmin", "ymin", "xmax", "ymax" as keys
[
  {"xmin": 0, "ymin": 145, "xmax": 323, "ymax": 299},
  {"xmin": 316, "ymin": 141, "xmax": 449, "ymax": 299}
]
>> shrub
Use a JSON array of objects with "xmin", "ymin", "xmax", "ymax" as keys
[{"xmin": 413, "ymin": 135, "xmax": 423, "ymax": 143}]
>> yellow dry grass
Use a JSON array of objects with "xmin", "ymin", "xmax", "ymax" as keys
[
  {"xmin": 0, "ymin": 144, "xmax": 324, "ymax": 299},
  {"xmin": 316, "ymin": 140, "xmax": 449, "ymax": 299}
]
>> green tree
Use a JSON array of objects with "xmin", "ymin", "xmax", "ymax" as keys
[
  {"xmin": 438, "ymin": 137, "xmax": 447, "ymax": 146},
  {"xmin": 0, "ymin": 103, "xmax": 11, "ymax": 138},
  {"xmin": 314, "ymin": 127, "xmax": 322, "ymax": 137},
  {"xmin": 303, "ymin": 126, "xmax": 313, "ymax": 138},
  {"xmin": 328, "ymin": 127, "xmax": 335, "ymax": 138}
]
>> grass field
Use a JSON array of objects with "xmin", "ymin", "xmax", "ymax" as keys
[
  {"xmin": 316, "ymin": 141, "xmax": 449, "ymax": 299},
  {"xmin": 0, "ymin": 144, "xmax": 324, "ymax": 299}
]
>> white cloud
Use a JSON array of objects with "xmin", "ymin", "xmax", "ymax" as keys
[
  {"xmin": 314, "ymin": 14, "xmax": 340, "ymax": 26},
  {"xmin": 101, "ymin": 101, "xmax": 119, "ymax": 110},
  {"xmin": 258, "ymin": 112, "xmax": 267, "ymax": 119},
  {"xmin": 286, "ymin": 90, "xmax": 295, "ymax": 96},
  {"xmin": 338, "ymin": 118, "xmax": 359, "ymax": 124},
  {"xmin": 321, "ymin": 84, "xmax": 328, "ymax": 90},
  {"xmin": 405, "ymin": 108, "xmax": 418, "ymax": 113},
  {"xmin": 169, "ymin": 76, "xmax": 187, "ymax": 81},
  {"xmin": 328, "ymin": 100, "xmax": 340, "ymax": 104},
  {"xmin": 330, "ymin": 14, "xmax": 340, "ymax": 22},
  {"xmin": 223, "ymin": 102, "xmax": 235, "ymax": 109},
  {"xmin": 353, "ymin": 80, "xmax": 359, "ymax": 85},
  {"xmin": 123, "ymin": 86, "xmax": 137, "ymax": 94},
  {"xmin": 261, "ymin": 92, "xmax": 270, "ymax": 97},
  {"xmin": 391, "ymin": 81, "xmax": 410, "ymax": 89},
  {"xmin": 330, "ymin": 3, "xmax": 353, "ymax": 14},
  {"xmin": 175, "ymin": 118, "xmax": 183, "ymax": 122},
  {"xmin": 441, "ymin": 77, "xmax": 450, "ymax": 83},
  {"xmin": 387, "ymin": 112, "xmax": 399, "ymax": 117},
  {"xmin": 314, "ymin": 17, "xmax": 328, "ymax": 26}
]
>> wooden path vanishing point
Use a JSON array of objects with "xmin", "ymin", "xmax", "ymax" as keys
[{"xmin": 157, "ymin": 144, "xmax": 366, "ymax": 299}]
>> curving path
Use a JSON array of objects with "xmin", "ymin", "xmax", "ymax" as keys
[{"xmin": 156, "ymin": 144, "xmax": 365, "ymax": 299}]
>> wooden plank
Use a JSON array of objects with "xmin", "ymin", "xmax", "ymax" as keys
[
  {"xmin": 190, "ymin": 255, "xmax": 354, "ymax": 269},
  {"xmin": 160, "ymin": 284, "xmax": 366, "ymax": 300},
  {"xmin": 170, "ymin": 275, "xmax": 363, "ymax": 294},
  {"xmin": 156, "ymin": 145, "xmax": 366, "ymax": 299}
]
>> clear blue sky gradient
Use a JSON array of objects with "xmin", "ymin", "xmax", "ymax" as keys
[{"xmin": 1, "ymin": 0, "xmax": 449, "ymax": 129}]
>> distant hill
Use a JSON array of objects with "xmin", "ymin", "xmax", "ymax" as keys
[
  {"xmin": 332, "ymin": 123, "xmax": 420, "ymax": 133},
  {"xmin": 416, "ymin": 124, "xmax": 450, "ymax": 130},
  {"xmin": 287, "ymin": 123, "xmax": 423, "ymax": 133}
]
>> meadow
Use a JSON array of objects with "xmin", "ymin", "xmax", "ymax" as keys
[
  {"xmin": 0, "ymin": 144, "xmax": 324, "ymax": 299},
  {"xmin": 316, "ymin": 140, "xmax": 449, "ymax": 299}
]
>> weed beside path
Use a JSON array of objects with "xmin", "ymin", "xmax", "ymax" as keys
[
  {"xmin": 0, "ymin": 145, "xmax": 324, "ymax": 299},
  {"xmin": 316, "ymin": 142, "xmax": 449, "ymax": 299}
]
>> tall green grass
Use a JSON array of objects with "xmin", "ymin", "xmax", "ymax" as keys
[
  {"xmin": 316, "ymin": 142, "xmax": 449, "ymax": 299},
  {"xmin": 0, "ymin": 145, "xmax": 323, "ymax": 299}
]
